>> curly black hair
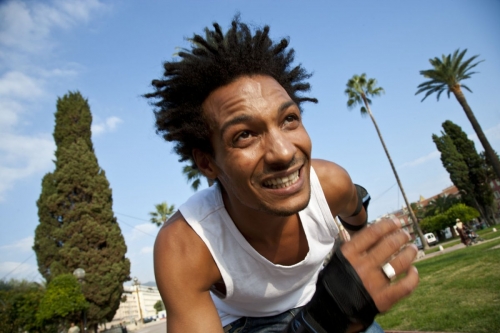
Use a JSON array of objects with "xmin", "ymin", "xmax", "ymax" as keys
[{"xmin": 144, "ymin": 16, "xmax": 318, "ymax": 167}]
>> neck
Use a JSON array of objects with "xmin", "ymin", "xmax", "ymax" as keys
[{"xmin": 220, "ymin": 186, "xmax": 299, "ymax": 244}]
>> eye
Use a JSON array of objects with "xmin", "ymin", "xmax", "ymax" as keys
[
  {"xmin": 236, "ymin": 130, "xmax": 251, "ymax": 140},
  {"xmin": 283, "ymin": 114, "xmax": 300, "ymax": 128}
]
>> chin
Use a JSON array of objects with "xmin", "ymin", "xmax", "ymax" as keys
[{"xmin": 258, "ymin": 190, "xmax": 311, "ymax": 217}]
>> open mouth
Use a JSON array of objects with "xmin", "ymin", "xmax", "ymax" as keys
[{"xmin": 262, "ymin": 169, "xmax": 300, "ymax": 189}]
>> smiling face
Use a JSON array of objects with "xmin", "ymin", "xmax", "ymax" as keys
[{"xmin": 197, "ymin": 75, "xmax": 312, "ymax": 218}]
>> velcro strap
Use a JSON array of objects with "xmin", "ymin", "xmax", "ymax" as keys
[{"xmin": 321, "ymin": 242, "xmax": 379, "ymax": 328}]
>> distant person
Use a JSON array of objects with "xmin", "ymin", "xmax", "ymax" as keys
[
  {"xmin": 456, "ymin": 219, "xmax": 470, "ymax": 246},
  {"xmin": 149, "ymin": 17, "xmax": 418, "ymax": 333},
  {"xmin": 68, "ymin": 322, "xmax": 80, "ymax": 333},
  {"xmin": 120, "ymin": 322, "xmax": 128, "ymax": 333}
]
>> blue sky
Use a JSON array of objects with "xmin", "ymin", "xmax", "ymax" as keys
[{"xmin": 1, "ymin": 0, "xmax": 499, "ymax": 285}]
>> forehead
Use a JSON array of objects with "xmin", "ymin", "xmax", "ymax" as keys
[{"xmin": 201, "ymin": 75, "xmax": 292, "ymax": 128}]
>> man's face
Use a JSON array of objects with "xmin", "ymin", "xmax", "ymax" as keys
[{"xmin": 201, "ymin": 75, "xmax": 312, "ymax": 217}]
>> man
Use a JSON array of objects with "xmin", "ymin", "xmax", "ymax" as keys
[{"xmin": 147, "ymin": 17, "xmax": 418, "ymax": 333}]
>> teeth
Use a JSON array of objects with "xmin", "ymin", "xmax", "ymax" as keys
[{"xmin": 263, "ymin": 170, "xmax": 299, "ymax": 189}]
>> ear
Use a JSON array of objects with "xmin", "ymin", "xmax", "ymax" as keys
[{"xmin": 192, "ymin": 148, "xmax": 218, "ymax": 180}]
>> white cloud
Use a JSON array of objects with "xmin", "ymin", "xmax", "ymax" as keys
[
  {"xmin": 92, "ymin": 116, "xmax": 123, "ymax": 136},
  {"xmin": 0, "ymin": 0, "xmax": 107, "ymax": 200},
  {"xmin": 0, "ymin": 0, "xmax": 107, "ymax": 55},
  {"xmin": 0, "ymin": 133, "xmax": 55, "ymax": 200},
  {"xmin": 399, "ymin": 150, "xmax": 440, "ymax": 169},
  {"xmin": 0, "ymin": 71, "xmax": 44, "ymax": 99},
  {"xmin": 0, "ymin": 261, "xmax": 36, "ymax": 279},
  {"xmin": 0, "ymin": 99, "xmax": 23, "ymax": 129},
  {"xmin": 140, "ymin": 246, "xmax": 153, "ymax": 254},
  {"xmin": 0, "ymin": 236, "xmax": 33, "ymax": 252},
  {"xmin": 129, "ymin": 223, "xmax": 158, "ymax": 240}
]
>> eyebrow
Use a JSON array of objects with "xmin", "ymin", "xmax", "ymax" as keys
[{"xmin": 219, "ymin": 100, "xmax": 298, "ymax": 137}]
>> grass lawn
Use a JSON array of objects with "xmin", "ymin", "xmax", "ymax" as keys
[{"xmin": 377, "ymin": 237, "xmax": 500, "ymax": 333}]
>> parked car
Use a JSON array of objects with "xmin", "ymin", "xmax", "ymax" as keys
[
  {"xmin": 413, "ymin": 237, "xmax": 423, "ymax": 250},
  {"xmin": 143, "ymin": 317, "xmax": 154, "ymax": 324},
  {"xmin": 424, "ymin": 233, "xmax": 438, "ymax": 246}
]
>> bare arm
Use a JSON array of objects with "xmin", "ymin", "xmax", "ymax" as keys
[
  {"xmin": 312, "ymin": 159, "xmax": 367, "ymax": 232},
  {"xmin": 154, "ymin": 211, "xmax": 224, "ymax": 333}
]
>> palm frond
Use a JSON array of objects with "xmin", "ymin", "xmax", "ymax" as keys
[
  {"xmin": 417, "ymin": 48, "xmax": 483, "ymax": 101},
  {"xmin": 461, "ymin": 84, "xmax": 473, "ymax": 93},
  {"xmin": 345, "ymin": 73, "xmax": 383, "ymax": 116}
]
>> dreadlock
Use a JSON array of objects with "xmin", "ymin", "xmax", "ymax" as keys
[{"xmin": 144, "ymin": 16, "xmax": 318, "ymax": 167}]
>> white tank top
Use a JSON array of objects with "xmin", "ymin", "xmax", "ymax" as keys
[{"xmin": 178, "ymin": 167, "xmax": 339, "ymax": 326}]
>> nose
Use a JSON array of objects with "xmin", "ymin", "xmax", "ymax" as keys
[{"xmin": 264, "ymin": 129, "xmax": 297, "ymax": 171}]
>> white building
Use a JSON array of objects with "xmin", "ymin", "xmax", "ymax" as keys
[{"xmin": 110, "ymin": 283, "xmax": 164, "ymax": 326}]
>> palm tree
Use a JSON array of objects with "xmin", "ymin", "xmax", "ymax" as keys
[
  {"xmin": 424, "ymin": 195, "xmax": 459, "ymax": 217},
  {"xmin": 149, "ymin": 202, "xmax": 175, "ymax": 227},
  {"xmin": 416, "ymin": 49, "xmax": 500, "ymax": 180},
  {"xmin": 183, "ymin": 163, "xmax": 215, "ymax": 191},
  {"xmin": 346, "ymin": 73, "xmax": 429, "ymax": 249}
]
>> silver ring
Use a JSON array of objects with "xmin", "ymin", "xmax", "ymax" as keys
[{"xmin": 382, "ymin": 263, "xmax": 396, "ymax": 280}]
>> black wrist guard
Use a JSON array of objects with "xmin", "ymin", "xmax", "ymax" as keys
[
  {"xmin": 284, "ymin": 242, "xmax": 379, "ymax": 333},
  {"xmin": 339, "ymin": 184, "xmax": 371, "ymax": 231}
]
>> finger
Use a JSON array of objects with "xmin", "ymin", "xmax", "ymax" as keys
[
  {"xmin": 344, "ymin": 218, "xmax": 401, "ymax": 255},
  {"xmin": 368, "ymin": 229, "xmax": 412, "ymax": 265},
  {"xmin": 376, "ymin": 266, "xmax": 419, "ymax": 312},
  {"xmin": 387, "ymin": 244, "xmax": 418, "ymax": 276}
]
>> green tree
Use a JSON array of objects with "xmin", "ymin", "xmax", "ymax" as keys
[
  {"xmin": 153, "ymin": 300, "xmax": 164, "ymax": 314},
  {"xmin": 183, "ymin": 163, "xmax": 215, "ymax": 191},
  {"xmin": 36, "ymin": 274, "xmax": 88, "ymax": 328},
  {"xmin": 345, "ymin": 73, "xmax": 428, "ymax": 249},
  {"xmin": 445, "ymin": 203, "xmax": 480, "ymax": 225},
  {"xmin": 432, "ymin": 132, "xmax": 476, "ymax": 207},
  {"xmin": 149, "ymin": 202, "xmax": 175, "ymax": 226},
  {"xmin": 480, "ymin": 151, "xmax": 500, "ymax": 182},
  {"xmin": 424, "ymin": 194, "xmax": 460, "ymax": 217},
  {"xmin": 0, "ymin": 279, "xmax": 44, "ymax": 333},
  {"xmin": 416, "ymin": 49, "xmax": 500, "ymax": 180},
  {"xmin": 34, "ymin": 92, "xmax": 131, "ymax": 331},
  {"xmin": 420, "ymin": 203, "xmax": 479, "ymax": 234},
  {"xmin": 432, "ymin": 128, "xmax": 490, "ymax": 225},
  {"xmin": 442, "ymin": 120, "xmax": 495, "ymax": 225}
]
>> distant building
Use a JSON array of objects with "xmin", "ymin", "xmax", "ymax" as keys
[
  {"xmin": 374, "ymin": 180, "xmax": 500, "ymax": 240},
  {"xmin": 110, "ymin": 283, "xmax": 164, "ymax": 326},
  {"xmin": 372, "ymin": 185, "xmax": 460, "ymax": 240}
]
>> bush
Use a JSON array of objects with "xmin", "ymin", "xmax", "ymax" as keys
[{"xmin": 420, "ymin": 203, "xmax": 479, "ymax": 234}]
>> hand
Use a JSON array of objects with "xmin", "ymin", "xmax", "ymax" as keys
[{"xmin": 340, "ymin": 218, "xmax": 419, "ymax": 312}]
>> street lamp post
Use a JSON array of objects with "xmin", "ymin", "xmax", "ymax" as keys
[
  {"xmin": 133, "ymin": 277, "xmax": 144, "ymax": 324},
  {"xmin": 73, "ymin": 268, "xmax": 87, "ymax": 332}
]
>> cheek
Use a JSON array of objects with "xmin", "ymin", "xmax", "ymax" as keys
[{"xmin": 295, "ymin": 128, "xmax": 312, "ymax": 154}]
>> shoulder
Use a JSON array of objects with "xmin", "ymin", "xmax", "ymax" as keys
[
  {"xmin": 311, "ymin": 159, "xmax": 355, "ymax": 216},
  {"xmin": 154, "ymin": 212, "xmax": 225, "ymax": 331},
  {"xmin": 154, "ymin": 211, "xmax": 221, "ymax": 295}
]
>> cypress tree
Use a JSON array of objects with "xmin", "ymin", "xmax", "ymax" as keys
[
  {"xmin": 432, "ymin": 133, "xmax": 475, "ymax": 205},
  {"xmin": 438, "ymin": 120, "xmax": 493, "ymax": 224},
  {"xmin": 34, "ymin": 92, "xmax": 130, "ymax": 329}
]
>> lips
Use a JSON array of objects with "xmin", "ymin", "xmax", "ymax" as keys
[{"xmin": 262, "ymin": 170, "xmax": 300, "ymax": 189}]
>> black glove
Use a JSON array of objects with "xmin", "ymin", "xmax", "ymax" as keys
[{"xmin": 283, "ymin": 242, "xmax": 379, "ymax": 333}]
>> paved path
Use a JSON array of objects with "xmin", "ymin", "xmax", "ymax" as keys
[
  {"xmin": 415, "ymin": 233, "xmax": 498, "ymax": 262},
  {"xmin": 130, "ymin": 320, "xmax": 165, "ymax": 333}
]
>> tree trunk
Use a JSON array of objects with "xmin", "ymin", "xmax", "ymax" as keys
[
  {"xmin": 452, "ymin": 86, "xmax": 500, "ymax": 180},
  {"xmin": 473, "ymin": 198, "xmax": 491, "ymax": 227},
  {"xmin": 363, "ymin": 97, "xmax": 429, "ymax": 249}
]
